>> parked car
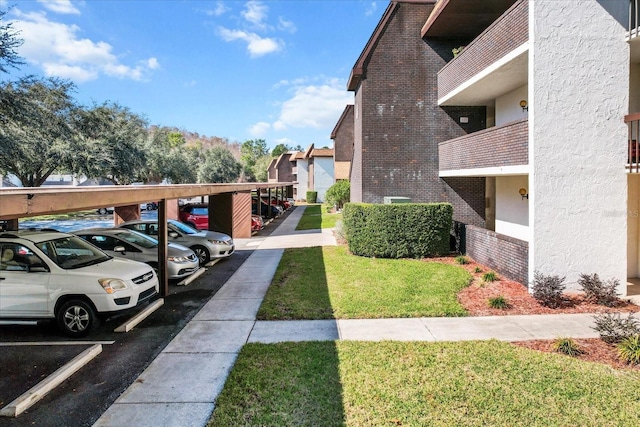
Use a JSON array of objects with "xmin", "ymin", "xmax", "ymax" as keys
[
  {"xmin": 0, "ymin": 229, "xmax": 159, "ymax": 337},
  {"xmin": 118, "ymin": 219, "xmax": 234, "ymax": 266},
  {"xmin": 96, "ymin": 202, "xmax": 157, "ymax": 215},
  {"xmin": 251, "ymin": 214, "xmax": 264, "ymax": 232},
  {"xmin": 178, "ymin": 203, "xmax": 210, "ymax": 230},
  {"xmin": 74, "ymin": 228, "xmax": 200, "ymax": 280},
  {"xmin": 252, "ymin": 197, "xmax": 282, "ymax": 218}
]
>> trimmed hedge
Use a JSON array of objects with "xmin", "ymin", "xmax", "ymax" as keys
[
  {"xmin": 342, "ymin": 202, "xmax": 453, "ymax": 258},
  {"xmin": 306, "ymin": 191, "xmax": 318, "ymax": 204}
]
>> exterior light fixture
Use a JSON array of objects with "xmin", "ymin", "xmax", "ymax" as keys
[
  {"xmin": 519, "ymin": 188, "xmax": 529, "ymax": 200},
  {"xmin": 520, "ymin": 100, "xmax": 528, "ymax": 112}
]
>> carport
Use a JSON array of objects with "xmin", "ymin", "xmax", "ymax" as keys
[{"xmin": 0, "ymin": 183, "xmax": 294, "ymax": 296}]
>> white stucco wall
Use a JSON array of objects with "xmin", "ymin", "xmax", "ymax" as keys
[
  {"xmin": 628, "ymin": 175, "xmax": 640, "ymax": 277},
  {"xmin": 531, "ymin": 0, "xmax": 629, "ymax": 291},
  {"xmin": 296, "ymin": 160, "xmax": 309, "ymax": 201},
  {"xmin": 495, "ymin": 85, "xmax": 528, "ymax": 126},
  {"xmin": 313, "ymin": 157, "xmax": 335, "ymax": 203},
  {"xmin": 495, "ymin": 175, "xmax": 530, "ymax": 241}
]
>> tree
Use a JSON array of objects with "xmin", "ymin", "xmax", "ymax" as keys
[
  {"xmin": 240, "ymin": 139, "xmax": 268, "ymax": 168},
  {"xmin": 143, "ymin": 127, "xmax": 198, "ymax": 184},
  {"xmin": 325, "ymin": 180, "xmax": 350, "ymax": 209},
  {"xmin": 252, "ymin": 155, "xmax": 272, "ymax": 182},
  {"xmin": 197, "ymin": 146, "xmax": 242, "ymax": 183},
  {"xmin": 271, "ymin": 143, "xmax": 290, "ymax": 157},
  {"xmin": 0, "ymin": 76, "xmax": 78, "ymax": 186},
  {"xmin": 73, "ymin": 102, "xmax": 148, "ymax": 185},
  {"xmin": 0, "ymin": 9, "xmax": 24, "ymax": 75}
]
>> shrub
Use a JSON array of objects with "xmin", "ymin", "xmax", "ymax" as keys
[
  {"xmin": 592, "ymin": 313, "xmax": 640, "ymax": 344},
  {"xmin": 306, "ymin": 191, "xmax": 317, "ymax": 204},
  {"xmin": 455, "ymin": 255, "xmax": 469, "ymax": 265},
  {"xmin": 324, "ymin": 180, "xmax": 350, "ymax": 209},
  {"xmin": 482, "ymin": 271, "xmax": 498, "ymax": 282},
  {"xmin": 531, "ymin": 271, "xmax": 566, "ymax": 308},
  {"xmin": 342, "ymin": 202, "xmax": 453, "ymax": 258},
  {"xmin": 488, "ymin": 295, "xmax": 510, "ymax": 309},
  {"xmin": 617, "ymin": 335, "xmax": 640, "ymax": 365},
  {"xmin": 474, "ymin": 267, "xmax": 482, "ymax": 273},
  {"xmin": 577, "ymin": 273, "xmax": 621, "ymax": 307},
  {"xmin": 552, "ymin": 337, "xmax": 583, "ymax": 357}
]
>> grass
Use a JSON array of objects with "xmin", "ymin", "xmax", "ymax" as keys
[
  {"xmin": 208, "ymin": 340, "xmax": 640, "ymax": 427},
  {"xmin": 257, "ymin": 245, "xmax": 472, "ymax": 319},
  {"xmin": 18, "ymin": 210, "xmax": 98, "ymax": 221},
  {"xmin": 295, "ymin": 204, "xmax": 342, "ymax": 230}
]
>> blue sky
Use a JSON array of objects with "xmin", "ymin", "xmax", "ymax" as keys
[{"xmin": 1, "ymin": 0, "xmax": 384, "ymax": 150}]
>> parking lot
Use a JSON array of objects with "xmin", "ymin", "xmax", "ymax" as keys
[{"xmin": 0, "ymin": 210, "xmax": 286, "ymax": 427}]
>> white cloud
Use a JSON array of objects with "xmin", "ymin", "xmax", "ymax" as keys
[
  {"xmin": 37, "ymin": 0, "xmax": 80, "ymax": 15},
  {"xmin": 365, "ymin": 1, "xmax": 378, "ymax": 17},
  {"xmin": 11, "ymin": 11, "xmax": 159, "ymax": 83},
  {"xmin": 147, "ymin": 57, "xmax": 160, "ymax": 69},
  {"xmin": 218, "ymin": 27, "xmax": 281, "ymax": 57},
  {"xmin": 278, "ymin": 17, "xmax": 296, "ymax": 33},
  {"xmin": 274, "ymin": 80, "xmax": 353, "ymax": 130},
  {"xmin": 249, "ymin": 121, "xmax": 271, "ymax": 137},
  {"xmin": 207, "ymin": 1, "xmax": 229, "ymax": 17},
  {"xmin": 242, "ymin": 0, "xmax": 268, "ymax": 30}
]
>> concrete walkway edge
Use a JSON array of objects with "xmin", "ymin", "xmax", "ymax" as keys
[{"xmin": 93, "ymin": 206, "xmax": 604, "ymax": 427}]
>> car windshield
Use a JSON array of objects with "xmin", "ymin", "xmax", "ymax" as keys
[
  {"xmin": 36, "ymin": 236, "xmax": 111, "ymax": 269},
  {"xmin": 114, "ymin": 230, "xmax": 158, "ymax": 249},
  {"xmin": 169, "ymin": 220, "xmax": 198, "ymax": 235}
]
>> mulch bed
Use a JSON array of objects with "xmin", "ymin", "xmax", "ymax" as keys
[{"xmin": 423, "ymin": 255, "xmax": 640, "ymax": 370}]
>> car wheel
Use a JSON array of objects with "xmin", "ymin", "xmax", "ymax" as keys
[
  {"xmin": 56, "ymin": 299, "xmax": 98, "ymax": 338},
  {"xmin": 146, "ymin": 203, "xmax": 154, "ymax": 211},
  {"xmin": 192, "ymin": 245, "xmax": 210, "ymax": 266},
  {"xmin": 97, "ymin": 208, "xmax": 108, "ymax": 215}
]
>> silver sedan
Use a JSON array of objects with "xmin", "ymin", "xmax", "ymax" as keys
[
  {"xmin": 118, "ymin": 219, "xmax": 234, "ymax": 266},
  {"xmin": 74, "ymin": 228, "xmax": 200, "ymax": 280}
]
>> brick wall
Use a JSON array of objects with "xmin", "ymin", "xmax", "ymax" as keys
[
  {"xmin": 334, "ymin": 105, "xmax": 354, "ymax": 162},
  {"xmin": 438, "ymin": 0, "xmax": 528, "ymax": 99},
  {"xmin": 439, "ymin": 119, "xmax": 528, "ymax": 171},
  {"xmin": 276, "ymin": 153, "xmax": 294, "ymax": 183},
  {"xmin": 466, "ymin": 224, "xmax": 529, "ymax": 286},
  {"xmin": 353, "ymin": 1, "xmax": 485, "ymax": 226}
]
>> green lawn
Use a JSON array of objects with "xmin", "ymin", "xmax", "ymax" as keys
[
  {"xmin": 209, "ymin": 340, "xmax": 640, "ymax": 427},
  {"xmin": 295, "ymin": 204, "xmax": 342, "ymax": 230},
  {"xmin": 257, "ymin": 245, "xmax": 471, "ymax": 319}
]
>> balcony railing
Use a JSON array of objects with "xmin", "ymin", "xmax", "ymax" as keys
[
  {"xmin": 626, "ymin": 112, "xmax": 640, "ymax": 172},
  {"xmin": 438, "ymin": 0, "xmax": 528, "ymax": 102},
  {"xmin": 631, "ymin": 0, "xmax": 639, "ymax": 39},
  {"xmin": 439, "ymin": 119, "xmax": 528, "ymax": 173}
]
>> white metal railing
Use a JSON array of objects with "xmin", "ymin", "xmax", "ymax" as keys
[{"xmin": 630, "ymin": 0, "xmax": 639, "ymax": 39}]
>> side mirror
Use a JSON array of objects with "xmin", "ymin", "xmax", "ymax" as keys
[
  {"xmin": 169, "ymin": 232, "xmax": 179, "ymax": 238},
  {"xmin": 28, "ymin": 265, "xmax": 49, "ymax": 273},
  {"xmin": 114, "ymin": 246, "xmax": 126, "ymax": 254}
]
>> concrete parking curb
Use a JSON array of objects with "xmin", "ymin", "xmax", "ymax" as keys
[{"xmin": 0, "ymin": 344, "xmax": 102, "ymax": 417}]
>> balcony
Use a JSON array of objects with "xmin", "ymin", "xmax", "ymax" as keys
[
  {"xmin": 439, "ymin": 119, "xmax": 528, "ymax": 176},
  {"xmin": 627, "ymin": 113, "xmax": 640, "ymax": 172},
  {"xmin": 437, "ymin": 0, "xmax": 528, "ymax": 106}
]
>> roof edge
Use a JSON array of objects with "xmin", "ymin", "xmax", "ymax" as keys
[{"xmin": 330, "ymin": 104, "xmax": 355, "ymax": 139}]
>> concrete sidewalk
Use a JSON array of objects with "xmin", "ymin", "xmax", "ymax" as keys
[{"xmin": 93, "ymin": 206, "xmax": 601, "ymax": 427}]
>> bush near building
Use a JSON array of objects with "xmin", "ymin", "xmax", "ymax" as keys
[
  {"xmin": 342, "ymin": 202, "xmax": 452, "ymax": 258},
  {"xmin": 306, "ymin": 191, "xmax": 318, "ymax": 203}
]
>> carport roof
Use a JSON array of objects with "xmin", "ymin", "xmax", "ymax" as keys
[{"xmin": 0, "ymin": 182, "xmax": 295, "ymax": 220}]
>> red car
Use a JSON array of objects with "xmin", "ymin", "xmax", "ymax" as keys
[
  {"xmin": 251, "ymin": 214, "xmax": 264, "ymax": 232},
  {"xmin": 178, "ymin": 203, "xmax": 209, "ymax": 230}
]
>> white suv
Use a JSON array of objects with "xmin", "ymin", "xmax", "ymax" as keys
[{"xmin": 0, "ymin": 229, "xmax": 159, "ymax": 337}]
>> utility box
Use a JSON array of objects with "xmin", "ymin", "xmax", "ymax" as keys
[{"xmin": 383, "ymin": 196, "xmax": 411, "ymax": 204}]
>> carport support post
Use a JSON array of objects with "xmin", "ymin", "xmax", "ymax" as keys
[{"xmin": 157, "ymin": 200, "xmax": 169, "ymax": 297}]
